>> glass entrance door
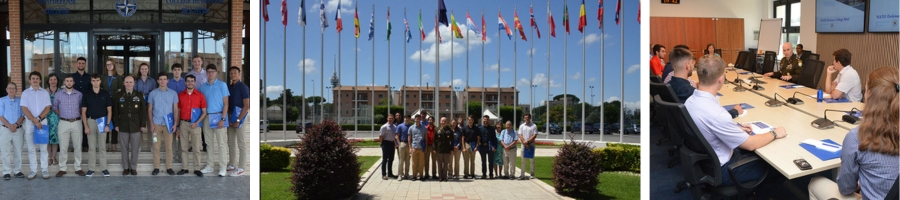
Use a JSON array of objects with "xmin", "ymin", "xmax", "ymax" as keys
[{"xmin": 94, "ymin": 32, "xmax": 159, "ymax": 77}]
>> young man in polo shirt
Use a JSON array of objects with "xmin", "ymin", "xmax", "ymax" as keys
[
  {"xmin": 81, "ymin": 73, "xmax": 112, "ymax": 177},
  {"xmin": 168, "ymin": 63, "xmax": 187, "ymax": 163},
  {"xmin": 198, "ymin": 65, "xmax": 230, "ymax": 177},
  {"xmin": 824, "ymin": 49, "xmax": 863, "ymax": 102},
  {"xmin": 21, "ymin": 72, "xmax": 53, "ymax": 179},
  {"xmin": 148, "ymin": 72, "xmax": 179, "ymax": 176},
  {"xmin": 0, "ymin": 83, "xmax": 25, "ymax": 179},
  {"xmin": 227, "ymin": 66, "xmax": 249, "ymax": 176},
  {"xmin": 54, "ymin": 76, "xmax": 86, "ymax": 177},
  {"xmin": 379, "ymin": 115, "xmax": 397, "ymax": 180},
  {"xmin": 394, "ymin": 114, "xmax": 412, "ymax": 181},
  {"xmin": 177, "ymin": 75, "xmax": 206, "ymax": 177},
  {"xmin": 518, "ymin": 113, "xmax": 537, "ymax": 180}
]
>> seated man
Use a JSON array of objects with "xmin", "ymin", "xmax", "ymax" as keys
[
  {"xmin": 824, "ymin": 49, "xmax": 862, "ymax": 102},
  {"xmin": 763, "ymin": 42, "xmax": 802, "ymax": 83},
  {"xmin": 663, "ymin": 45, "xmax": 691, "ymax": 84},
  {"xmin": 667, "ymin": 48, "xmax": 743, "ymax": 118},
  {"xmin": 650, "ymin": 44, "xmax": 666, "ymax": 76},
  {"xmin": 684, "ymin": 55, "xmax": 788, "ymax": 199}
]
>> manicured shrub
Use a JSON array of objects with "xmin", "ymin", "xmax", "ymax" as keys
[
  {"xmin": 593, "ymin": 144, "xmax": 641, "ymax": 173},
  {"xmin": 552, "ymin": 137, "xmax": 603, "ymax": 197},
  {"xmin": 291, "ymin": 120, "xmax": 361, "ymax": 199},
  {"xmin": 260, "ymin": 143, "xmax": 291, "ymax": 171}
]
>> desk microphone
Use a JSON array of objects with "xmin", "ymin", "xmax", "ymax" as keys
[
  {"xmin": 751, "ymin": 76, "xmax": 765, "ymax": 91},
  {"xmin": 733, "ymin": 70, "xmax": 747, "ymax": 92},
  {"xmin": 843, "ymin": 108, "xmax": 861, "ymax": 125},
  {"xmin": 811, "ymin": 109, "xmax": 851, "ymax": 129},
  {"xmin": 765, "ymin": 93, "xmax": 787, "ymax": 107},
  {"xmin": 788, "ymin": 91, "xmax": 812, "ymax": 105}
]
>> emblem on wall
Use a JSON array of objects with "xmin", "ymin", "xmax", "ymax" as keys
[{"xmin": 116, "ymin": 0, "xmax": 137, "ymax": 17}]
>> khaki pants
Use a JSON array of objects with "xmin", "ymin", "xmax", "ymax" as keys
[
  {"xmin": 504, "ymin": 147, "xmax": 517, "ymax": 177},
  {"xmin": 463, "ymin": 143, "xmax": 475, "ymax": 176},
  {"xmin": 201, "ymin": 117, "xmax": 229, "ymax": 173},
  {"xmin": 396, "ymin": 142, "xmax": 410, "ymax": 177},
  {"xmin": 152, "ymin": 125, "xmax": 174, "ymax": 169},
  {"xmin": 0, "ymin": 126, "xmax": 25, "ymax": 175},
  {"xmin": 85, "ymin": 118, "xmax": 106, "ymax": 171},
  {"xmin": 24, "ymin": 120, "xmax": 49, "ymax": 174},
  {"xmin": 412, "ymin": 148, "xmax": 424, "ymax": 178},
  {"xmin": 227, "ymin": 125, "xmax": 246, "ymax": 169},
  {"xmin": 423, "ymin": 146, "xmax": 432, "ymax": 176},
  {"xmin": 437, "ymin": 153, "xmax": 450, "ymax": 179},
  {"xmin": 429, "ymin": 147, "xmax": 438, "ymax": 176},
  {"xmin": 57, "ymin": 120, "xmax": 82, "ymax": 172},
  {"xmin": 179, "ymin": 122, "xmax": 203, "ymax": 171},
  {"xmin": 520, "ymin": 145, "xmax": 536, "ymax": 177},
  {"xmin": 451, "ymin": 148, "xmax": 460, "ymax": 177}
]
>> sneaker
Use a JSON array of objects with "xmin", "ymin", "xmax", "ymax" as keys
[
  {"xmin": 14, "ymin": 172, "xmax": 25, "ymax": 178},
  {"xmin": 200, "ymin": 166, "xmax": 213, "ymax": 174},
  {"xmin": 235, "ymin": 168, "xmax": 244, "ymax": 176},
  {"xmin": 102, "ymin": 170, "xmax": 110, "ymax": 177},
  {"xmin": 85, "ymin": 170, "xmax": 94, "ymax": 177},
  {"xmin": 382, "ymin": 176, "xmax": 388, "ymax": 180},
  {"xmin": 218, "ymin": 169, "xmax": 227, "ymax": 177},
  {"xmin": 56, "ymin": 171, "xmax": 67, "ymax": 177},
  {"xmin": 3, "ymin": 174, "xmax": 10, "ymax": 180},
  {"xmin": 194, "ymin": 170, "xmax": 203, "ymax": 177},
  {"xmin": 177, "ymin": 169, "xmax": 189, "ymax": 175},
  {"xmin": 27, "ymin": 172, "xmax": 36, "ymax": 180},
  {"xmin": 42, "ymin": 171, "xmax": 50, "ymax": 179},
  {"xmin": 166, "ymin": 169, "xmax": 175, "ymax": 176},
  {"xmin": 151, "ymin": 169, "xmax": 160, "ymax": 175},
  {"xmin": 75, "ymin": 170, "xmax": 85, "ymax": 176},
  {"xmin": 397, "ymin": 176, "xmax": 403, "ymax": 181},
  {"xmin": 227, "ymin": 166, "xmax": 235, "ymax": 173}
]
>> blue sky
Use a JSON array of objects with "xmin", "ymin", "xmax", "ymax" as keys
[{"xmin": 260, "ymin": 0, "xmax": 641, "ymax": 110}]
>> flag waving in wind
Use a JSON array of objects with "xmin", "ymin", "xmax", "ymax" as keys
[
  {"xmin": 481, "ymin": 12, "xmax": 486, "ymax": 42},
  {"xmin": 281, "ymin": 0, "xmax": 287, "ymax": 26},
  {"xmin": 405, "ymin": 13, "xmax": 412, "ymax": 43},
  {"xmin": 548, "ymin": 1, "xmax": 556, "ymax": 37},
  {"xmin": 451, "ymin": 13, "xmax": 463, "ymax": 39},
  {"xmin": 297, "ymin": 0, "xmax": 305, "ymax": 26},
  {"xmin": 498, "ymin": 11, "xmax": 512, "ymax": 40},
  {"xmin": 438, "ymin": 0, "xmax": 449, "ymax": 26},
  {"xmin": 319, "ymin": 0, "xmax": 328, "ymax": 31},
  {"xmin": 514, "ymin": 9, "xmax": 527, "ymax": 41},
  {"xmin": 334, "ymin": 0, "xmax": 342, "ymax": 33},
  {"xmin": 530, "ymin": 5, "xmax": 541, "ymax": 39},
  {"xmin": 563, "ymin": 1, "xmax": 570, "ymax": 35},
  {"xmin": 466, "ymin": 12, "xmax": 481, "ymax": 38},
  {"xmin": 368, "ymin": 10, "xmax": 374, "ymax": 41},
  {"xmin": 578, "ymin": 0, "xmax": 586, "ymax": 32},
  {"xmin": 435, "ymin": 15, "xmax": 443, "ymax": 43},
  {"xmin": 615, "ymin": 0, "xmax": 621, "ymax": 25},
  {"xmin": 418, "ymin": 11, "xmax": 426, "ymax": 40},
  {"xmin": 598, "ymin": 0, "xmax": 603, "ymax": 28},
  {"xmin": 263, "ymin": 0, "xmax": 270, "ymax": 22},
  {"xmin": 386, "ymin": 8, "xmax": 392, "ymax": 40},
  {"xmin": 354, "ymin": 5, "xmax": 360, "ymax": 37}
]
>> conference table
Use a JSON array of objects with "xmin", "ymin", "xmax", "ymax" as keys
[{"xmin": 684, "ymin": 67, "xmax": 867, "ymax": 179}]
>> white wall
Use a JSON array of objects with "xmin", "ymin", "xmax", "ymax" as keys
[
  {"xmin": 650, "ymin": 0, "xmax": 772, "ymax": 50},
  {"xmin": 800, "ymin": 0, "xmax": 818, "ymax": 52}
]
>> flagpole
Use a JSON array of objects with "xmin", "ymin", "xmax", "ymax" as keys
[
  {"xmin": 599, "ymin": 2, "xmax": 605, "ymax": 143},
  {"xmin": 264, "ymin": 13, "xmax": 269, "ymax": 142},
  {"xmin": 387, "ymin": 6, "xmax": 391, "ymax": 120},
  {"xmin": 451, "ymin": 9, "xmax": 454, "ymax": 120},
  {"xmin": 435, "ymin": 11, "xmax": 440, "ymax": 123},
  {"xmin": 497, "ymin": 7, "xmax": 501, "ymax": 123},
  {"xmin": 321, "ymin": 21, "xmax": 325, "ymax": 123},
  {"xmin": 545, "ymin": 0, "xmax": 550, "ymax": 140},
  {"xmin": 354, "ymin": 4, "xmax": 358, "ymax": 138},
  {"xmin": 338, "ymin": 4, "xmax": 342, "ymax": 128},
  {"xmin": 465, "ymin": 9, "xmax": 469, "ymax": 123},
  {"xmin": 514, "ymin": 5, "xmax": 518, "ymax": 128},
  {"xmin": 481, "ymin": 9, "xmax": 485, "ymax": 125},
  {"xmin": 529, "ymin": 3, "xmax": 534, "ymax": 120},
  {"xmin": 419, "ymin": 9, "xmax": 423, "ymax": 121},
  {"xmin": 371, "ymin": 4, "xmax": 375, "ymax": 138},
  {"xmin": 283, "ymin": 21, "xmax": 287, "ymax": 139},
  {"xmin": 619, "ymin": 1, "xmax": 624, "ymax": 143},
  {"xmin": 403, "ymin": 7, "xmax": 407, "ymax": 120},
  {"xmin": 563, "ymin": 0, "xmax": 568, "ymax": 140},
  {"xmin": 581, "ymin": 6, "xmax": 585, "ymax": 141}
]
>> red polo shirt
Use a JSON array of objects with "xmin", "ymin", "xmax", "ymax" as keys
[
  {"xmin": 178, "ymin": 89, "xmax": 207, "ymax": 120},
  {"xmin": 426, "ymin": 124, "xmax": 435, "ymax": 145}
]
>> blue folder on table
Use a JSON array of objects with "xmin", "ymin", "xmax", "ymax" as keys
[
  {"xmin": 738, "ymin": 72, "xmax": 753, "ymax": 75},
  {"xmin": 33, "ymin": 124, "xmax": 49, "ymax": 144},
  {"xmin": 722, "ymin": 103, "xmax": 755, "ymax": 110},
  {"xmin": 779, "ymin": 84, "xmax": 805, "ymax": 89},
  {"xmin": 822, "ymin": 98, "xmax": 851, "ymax": 103},
  {"xmin": 229, "ymin": 108, "xmax": 246, "ymax": 128},
  {"xmin": 799, "ymin": 139, "xmax": 842, "ymax": 161},
  {"xmin": 165, "ymin": 113, "xmax": 175, "ymax": 134},
  {"xmin": 717, "ymin": 92, "xmax": 723, "ymax": 97},
  {"xmin": 96, "ymin": 117, "xmax": 111, "ymax": 134},
  {"xmin": 190, "ymin": 108, "xmax": 203, "ymax": 126}
]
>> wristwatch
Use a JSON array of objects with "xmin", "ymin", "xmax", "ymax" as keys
[
  {"xmin": 771, "ymin": 131, "xmax": 777, "ymax": 140},
  {"xmin": 236, "ymin": 119, "xmax": 241, "ymax": 123}
]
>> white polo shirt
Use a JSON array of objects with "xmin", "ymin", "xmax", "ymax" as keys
[
  {"xmin": 518, "ymin": 122, "xmax": 537, "ymax": 143},
  {"xmin": 834, "ymin": 65, "xmax": 862, "ymax": 102},
  {"xmin": 685, "ymin": 90, "xmax": 749, "ymax": 166},
  {"xmin": 20, "ymin": 87, "xmax": 51, "ymax": 118}
]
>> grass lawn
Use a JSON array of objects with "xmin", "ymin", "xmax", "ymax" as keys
[
  {"xmin": 260, "ymin": 156, "xmax": 381, "ymax": 200},
  {"xmin": 518, "ymin": 157, "xmax": 640, "ymax": 200}
]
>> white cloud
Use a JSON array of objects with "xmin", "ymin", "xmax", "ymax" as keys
[
  {"xmin": 606, "ymin": 96, "xmax": 620, "ymax": 102},
  {"xmin": 298, "ymin": 58, "xmax": 317, "ymax": 74},
  {"xmin": 571, "ymin": 72, "xmax": 581, "ymax": 80},
  {"xmin": 516, "ymin": 73, "xmax": 561, "ymax": 88},
  {"xmin": 316, "ymin": 0, "xmax": 354, "ymax": 15},
  {"xmin": 265, "ymin": 85, "xmax": 284, "ymax": 94},
  {"xmin": 587, "ymin": 77, "xmax": 596, "ymax": 82},
  {"xmin": 484, "ymin": 63, "xmax": 510, "ymax": 72},
  {"xmin": 526, "ymin": 48, "xmax": 536, "ymax": 55},
  {"xmin": 422, "ymin": 73, "xmax": 431, "ymax": 81},
  {"xmin": 626, "ymin": 64, "xmax": 640, "ymax": 74},
  {"xmin": 409, "ymin": 22, "xmax": 492, "ymax": 63},
  {"xmin": 489, "ymin": 84, "xmax": 498, "ymax": 87},
  {"xmin": 578, "ymin": 33, "xmax": 601, "ymax": 44},
  {"xmin": 440, "ymin": 79, "xmax": 465, "ymax": 87}
]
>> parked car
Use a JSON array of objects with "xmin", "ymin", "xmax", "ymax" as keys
[
  {"xmin": 547, "ymin": 123, "xmax": 563, "ymax": 134},
  {"xmin": 604, "ymin": 123, "xmax": 620, "ymax": 135},
  {"xmin": 260, "ymin": 120, "xmax": 268, "ymax": 132},
  {"xmin": 625, "ymin": 124, "xmax": 640, "ymax": 135},
  {"xmin": 593, "ymin": 123, "xmax": 603, "ymax": 134},
  {"xmin": 296, "ymin": 122, "xmax": 314, "ymax": 133},
  {"xmin": 571, "ymin": 122, "xmax": 599, "ymax": 134}
]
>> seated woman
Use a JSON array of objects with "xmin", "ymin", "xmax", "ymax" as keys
[
  {"xmin": 809, "ymin": 66, "xmax": 899, "ymax": 199},
  {"xmin": 703, "ymin": 43, "xmax": 721, "ymax": 58}
]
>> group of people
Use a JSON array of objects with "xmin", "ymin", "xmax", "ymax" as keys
[
  {"xmin": 378, "ymin": 110, "xmax": 538, "ymax": 182},
  {"xmin": 655, "ymin": 44, "xmax": 897, "ymax": 199},
  {"xmin": 0, "ymin": 55, "xmax": 250, "ymax": 180}
]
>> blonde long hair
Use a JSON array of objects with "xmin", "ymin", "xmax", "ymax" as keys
[{"xmin": 857, "ymin": 66, "xmax": 899, "ymax": 155}]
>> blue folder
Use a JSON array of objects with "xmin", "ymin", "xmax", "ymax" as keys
[
  {"xmin": 33, "ymin": 124, "xmax": 49, "ymax": 144},
  {"xmin": 209, "ymin": 113, "xmax": 226, "ymax": 128},
  {"xmin": 165, "ymin": 113, "xmax": 175, "ymax": 134},
  {"xmin": 799, "ymin": 139, "xmax": 842, "ymax": 161},
  {"xmin": 523, "ymin": 144, "xmax": 535, "ymax": 158},
  {"xmin": 96, "ymin": 117, "xmax": 111, "ymax": 134},
  {"xmin": 822, "ymin": 98, "xmax": 851, "ymax": 103},
  {"xmin": 190, "ymin": 108, "xmax": 203, "ymax": 126},
  {"xmin": 738, "ymin": 72, "xmax": 753, "ymax": 75},
  {"xmin": 230, "ymin": 108, "xmax": 246, "ymax": 128},
  {"xmin": 779, "ymin": 84, "xmax": 803, "ymax": 89},
  {"xmin": 717, "ymin": 92, "xmax": 724, "ymax": 97},
  {"xmin": 722, "ymin": 103, "xmax": 755, "ymax": 110}
]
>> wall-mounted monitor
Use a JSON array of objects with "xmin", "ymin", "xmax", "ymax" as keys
[
  {"xmin": 868, "ymin": 0, "xmax": 899, "ymax": 32},
  {"xmin": 816, "ymin": 0, "xmax": 866, "ymax": 33}
]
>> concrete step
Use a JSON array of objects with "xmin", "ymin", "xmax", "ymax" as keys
[{"xmin": 0, "ymin": 151, "xmax": 251, "ymax": 177}]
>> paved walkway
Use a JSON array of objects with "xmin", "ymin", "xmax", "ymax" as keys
[
  {"xmin": 0, "ymin": 176, "xmax": 249, "ymax": 199},
  {"xmin": 353, "ymin": 147, "xmax": 568, "ymax": 200}
]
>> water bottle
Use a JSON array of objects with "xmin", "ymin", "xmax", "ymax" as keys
[
  {"xmin": 153, "ymin": 132, "xmax": 158, "ymax": 143},
  {"xmin": 817, "ymin": 89, "xmax": 823, "ymax": 102}
]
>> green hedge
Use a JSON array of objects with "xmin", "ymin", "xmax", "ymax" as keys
[
  {"xmin": 593, "ymin": 143, "xmax": 640, "ymax": 173},
  {"xmin": 260, "ymin": 143, "xmax": 292, "ymax": 171}
]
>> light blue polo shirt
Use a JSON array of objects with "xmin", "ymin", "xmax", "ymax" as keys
[
  {"xmin": 0, "ymin": 96, "xmax": 23, "ymax": 124},
  {"xmin": 148, "ymin": 87, "xmax": 179, "ymax": 126},
  {"xmin": 198, "ymin": 79, "xmax": 230, "ymax": 114}
]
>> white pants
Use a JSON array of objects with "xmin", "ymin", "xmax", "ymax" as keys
[
  {"xmin": 0, "ymin": 126, "xmax": 24, "ymax": 175},
  {"xmin": 24, "ymin": 119, "xmax": 48, "ymax": 173},
  {"xmin": 808, "ymin": 176, "xmax": 857, "ymax": 200},
  {"xmin": 503, "ymin": 147, "xmax": 517, "ymax": 176},
  {"xmin": 202, "ymin": 117, "xmax": 229, "ymax": 172},
  {"xmin": 227, "ymin": 125, "xmax": 246, "ymax": 169},
  {"xmin": 57, "ymin": 120, "xmax": 83, "ymax": 172},
  {"xmin": 520, "ymin": 145, "xmax": 535, "ymax": 177}
]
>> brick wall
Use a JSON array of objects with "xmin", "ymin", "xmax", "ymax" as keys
[
  {"xmin": 10, "ymin": 0, "xmax": 22, "ymax": 95},
  {"xmin": 230, "ymin": 0, "xmax": 243, "ymax": 73}
]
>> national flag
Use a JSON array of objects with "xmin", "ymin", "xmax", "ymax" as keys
[
  {"xmin": 598, "ymin": 0, "xmax": 603, "ymax": 28},
  {"xmin": 353, "ymin": 5, "xmax": 360, "ymax": 37},
  {"xmin": 405, "ymin": 13, "xmax": 412, "ymax": 43},
  {"xmin": 319, "ymin": 0, "xmax": 328, "ymax": 31},
  {"xmin": 299, "ymin": 0, "xmax": 307, "ymax": 26},
  {"xmin": 615, "ymin": 0, "xmax": 621, "ymax": 25},
  {"xmin": 498, "ymin": 12, "xmax": 512, "ymax": 40},
  {"xmin": 563, "ymin": 2, "xmax": 570, "ymax": 34},
  {"xmin": 530, "ymin": 5, "xmax": 541, "ymax": 39},
  {"xmin": 466, "ymin": 12, "xmax": 481, "ymax": 38},
  {"xmin": 514, "ymin": 10, "xmax": 527, "ymax": 41},
  {"xmin": 386, "ymin": 8, "xmax": 391, "ymax": 40},
  {"xmin": 638, "ymin": 2, "xmax": 641, "ymax": 23},
  {"xmin": 435, "ymin": 15, "xmax": 443, "ymax": 43},
  {"xmin": 578, "ymin": 0, "xmax": 586, "ymax": 32},
  {"xmin": 438, "ymin": 0, "xmax": 449, "ymax": 26},
  {"xmin": 451, "ymin": 14, "xmax": 463, "ymax": 39},
  {"xmin": 263, "ymin": 0, "xmax": 270, "ymax": 22},
  {"xmin": 481, "ymin": 12, "xmax": 486, "ymax": 42},
  {"xmin": 281, "ymin": 0, "xmax": 287, "ymax": 26},
  {"xmin": 367, "ymin": 11, "xmax": 374, "ymax": 41},
  {"xmin": 334, "ymin": 0, "xmax": 342, "ymax": 33},
  {"xmin": 418, "ymin": 11, "xmax": 426, "ymax": 40},
  {"xmin": 548, "ymin": 1, "xmax": 556, "ymax": 37}
]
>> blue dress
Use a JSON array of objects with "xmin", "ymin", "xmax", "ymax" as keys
[
  {"xmin": 48, "ymin": 90, "xmax": 60, "ymax": 145},
  {"xmin": 493, "ymin": 132, "xmax": 503, "ymax": 165}
]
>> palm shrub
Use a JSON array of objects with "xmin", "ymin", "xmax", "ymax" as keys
[
  {"xmin": 552, "ymin": 136, "xmax": 603, "ymax": 197},
  {"xmin": 291, "ymin": 120, "xmax": 361, "ymax": 199}
]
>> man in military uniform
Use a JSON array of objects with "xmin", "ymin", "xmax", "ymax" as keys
[
  {"xmin": 764, "ymin": 42, "xmax": 802, "ymax": 83},
  {"xmin": 435, "ymin": 117, "xmax": 454, "ymax": 182},
  {"xmin": 113, "ymin": 76, "xmax": 147, "ymax": 176}
]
